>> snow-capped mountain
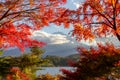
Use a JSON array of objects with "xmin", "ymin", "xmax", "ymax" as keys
[
  {"xmin": 30, "ymin": 31, "xmax": 88, "ymax": 57},
  {"xmin": 2, "ymin": 31, "xmax": 120, "ymax": 57},
  {"xmin": 2, "ymin": 31, "xmax": 83, "ymax": 57}
]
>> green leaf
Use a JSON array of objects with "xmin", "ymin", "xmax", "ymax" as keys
[{"xmin": 0, "ymin": 50, "xmax": 3, "ymax": 55}]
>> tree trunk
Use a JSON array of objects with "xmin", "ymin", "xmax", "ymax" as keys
[{"xmin": 116, "ymin": 33, "xmax": 120, "ymax": 41}]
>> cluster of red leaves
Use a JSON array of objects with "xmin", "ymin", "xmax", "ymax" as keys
[
  {"xmin": 72, "ymin": 23, "xmax": 94, "ymax": 41},
  {"xmin": 78, "ymin": 43, "xmax": 119, "ymax": 55},
  {"xmin": 28, "ymin": 0, "xmax": 67, "ymax": 29},
  {"xmin": 52, "ymin": 0, "xmax": 120, "ymax": 41},
  {"xmin": 7, "ymin": 67, "xmax": 29, "ymax": 80},
  {"xmin": 61, "ymin": 43, "xmax": 120, "ymax": 80},
  {"xmin": 0, "ymin": 0, "xmax": 68, "ymax": 52},
  {"xmin": 0, "ymin": 0, "xmax": 67, "ymax": 28},
  {"xmin": 0, "ymin": 22, "xmax": 45, "ymax": 51}
]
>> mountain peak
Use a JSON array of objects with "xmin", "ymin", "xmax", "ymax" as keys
[{"xmin": 53, "ymin": 32, "xmax": 65, "ymax": 35}]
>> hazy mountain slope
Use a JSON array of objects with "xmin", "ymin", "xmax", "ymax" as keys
[{"xmin": 3, "ymin": 31, "xmax": 119, "ymax": 57}]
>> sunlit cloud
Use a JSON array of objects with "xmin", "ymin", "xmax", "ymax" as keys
[{"xmin": 32, "ymin": 31, "xmax": 70, "ymax": 45}]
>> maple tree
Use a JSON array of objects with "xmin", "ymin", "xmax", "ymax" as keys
[
  {"xmin": 0, "ymin": 0, "xmax": 66, "ymax": 51},
  {"xmin": 54, "ymin": 0, "xmax": 120, "ymax": 41},
  {"xmin": 57, "ymin": 0, "xmax": 120, "ymax": 80},
  {"xmin": 61, "ymin": 44, "xmax": 120, "ymax": 80},
  {"xmin": 0, "ymin": 0, "xmax": 68, "ymax": 79}
]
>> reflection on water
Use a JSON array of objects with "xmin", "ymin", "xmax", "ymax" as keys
[{"xmin": 36, "ymin": 67, "xmax": 74, "ymax": 76}]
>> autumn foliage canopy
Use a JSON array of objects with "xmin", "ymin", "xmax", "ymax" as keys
[
  {"xmin": 59, "ymin": 0, "xmax": 120, "ymax": 80},
  {"xmin": 54, "ymin": 0, "xmax": 120, "ymax": 42},
  {"xmin": 0, "ymin": 0, "xmax": 66, "ymax": 51},
  {"xmin": 1, "ymin": 0, "xmax": 120, "ymax": 80},
  {"xmin": 61, "ymin": 43, "xmax": 120, "ymax": 80}
]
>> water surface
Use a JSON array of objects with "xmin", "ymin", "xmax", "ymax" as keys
[{"xmin": 36, "ymin": 67, "xmax": 74, "ymax": 76}]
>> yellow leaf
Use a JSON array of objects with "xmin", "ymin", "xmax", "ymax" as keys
[
  {"xmin": 112, "ymin": 0, "xmax": 117, "ymax": 7},
  {"xmin": 75, "ymin": 23, "xmax": 83, "ymax": 28}
]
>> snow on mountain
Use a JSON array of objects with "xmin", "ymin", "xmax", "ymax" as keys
[
  {"xmin": 31, "ymin": 31, "xmax": 81, "ymax": 57},
  {"xmin": 2, "ymin": 31, "xmax": 81, "ymax": 57},
  {"xmin": 2, "ymin": 31, "xmax": 120, "ymax": 57}
]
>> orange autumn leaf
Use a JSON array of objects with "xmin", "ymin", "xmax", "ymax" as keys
[
  {"xmin": 0, "ymin": 0, "xmax": 66, "ymax": 52},
  {"xmin": 30, "ymin": 0, "xmax": 34, "ymax": 6},
  {"xmin": 64, "ymin": 22, "xmax": 70, "ymax": 28},
  {"xmin": 116, "ymin": 26, "xmax": 120, "ymax": 35},
  {"xmin": 54, "ymin": 0, "xmax": 120, "ymax": 41}
]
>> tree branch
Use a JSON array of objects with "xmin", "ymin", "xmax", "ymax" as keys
[
  {"xmin": 84, "ymin": 22, "xmax": 113, "ymax": 28},
  {"xmin": 0, "ymin": 8, "xmax": 11, "ymax": 21},
  {"xmin": 89, "ymin": 4, "xmax": 114, "ymax": 28},
  {"xmin": 6, "ymin": 7, "xmax": 39, "ymax": 17},
  {"xmin": 0, "ymin": 0, "xmax": 20, "ymax": 22},
  {"xmin": 116, "ymin": 33, "xmax": 120, "ymax": 41}
]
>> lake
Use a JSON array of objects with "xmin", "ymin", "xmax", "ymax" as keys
[{"xmin": 36, "ymin": 67, "xmax": 74, "ymax": 76}]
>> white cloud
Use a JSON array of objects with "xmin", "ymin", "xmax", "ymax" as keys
[
  {"xmin": 3, "ymin": 31, "xmax": 81, "ymax": 57},
  {"xmin": 32, "ymin": 31, "xmax": 70, "ymax": 45},
  {"xmin": 31, "ymin": 31, "xmax": 80, "ymax": 56},
  {"xmin": 80, "ymin": 39, "xmax": 97, "ymax": 46},
  {"xmin": 32, "ymin": 31, "xmax": 120, "ymax": 47},
  {"xmin": 95, "ymin": 37, "xmax": 120, "ymax": 46},
  {"xmin": 73, "ymin": 2, "xmax": 82, "ymax": 9},
  {"xmin": 3, "ymin": 30, "xmax": 119, "ymax": 57},
  {"xmin": 70, "ymin": 0, "xmax": 83, "ymax": 9}
]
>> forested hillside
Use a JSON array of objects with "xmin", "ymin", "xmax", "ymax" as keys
[{"xmin": 45, "ymin": 54, "xmax": 80, "ymax": 66}]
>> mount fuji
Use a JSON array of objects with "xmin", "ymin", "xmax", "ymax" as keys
[
  {"xmin": 2, "ymin": 31, "xmax": 120, "ymax": 57},
  {"xmin": 2, "ymin": 31, "xmax": 88, "ymax": 57}
]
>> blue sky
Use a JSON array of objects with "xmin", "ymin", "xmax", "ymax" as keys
[{"xmin": 41, "ymin": 24, "xmax": 73, "ymax": 34}]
